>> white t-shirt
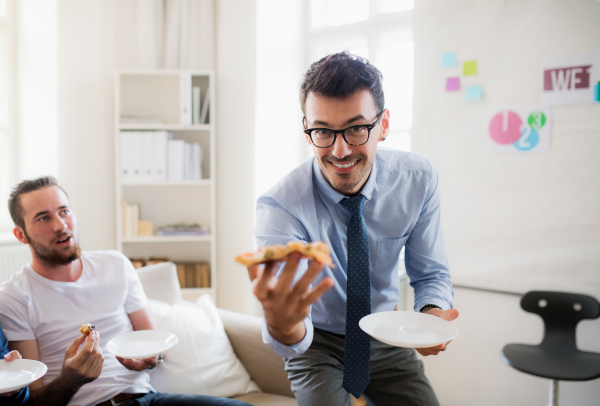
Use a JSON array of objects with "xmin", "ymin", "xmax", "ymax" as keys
[{"xmin": 0, "ymin": 250, "xmax": 154, "ymax": 406}]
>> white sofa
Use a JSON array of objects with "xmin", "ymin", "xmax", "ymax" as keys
[{"xmin": 136, "ymin": 261, "xmax": 297, "ymax": 406}]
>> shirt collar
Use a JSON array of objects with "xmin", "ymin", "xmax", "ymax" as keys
[{"xmin": 312, "ymin": 155, "xmax": 377, "ymax": 205}]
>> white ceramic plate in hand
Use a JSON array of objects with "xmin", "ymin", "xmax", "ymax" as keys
[
  {"xmin": 359, "ymin": 311, "xmax": 459, "ymax": 348},
  {"xmin": 106, "ymin": 330, "xmax": 179, "ymax": 359},
  {"xmin": 0, "ymin": 359, "xmax": 48, "ymax": 394}
]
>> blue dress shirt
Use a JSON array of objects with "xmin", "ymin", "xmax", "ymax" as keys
[
  {"xmin": 255, "ymin": 149, "xmax": 454, "ymax": 358},
  {"xmin": 0, "ymin": 325, "xmax": 30, "ymax": 405}
]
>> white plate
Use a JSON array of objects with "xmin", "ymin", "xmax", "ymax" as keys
[
  {"xmin": 106, "ymin": 330, "xmax": 179, "ymax": 359},
  {"xmin": 359, "ymin": 311, "xmax": 459, "ymax": 348},
  {"xmin": 0, "ymin": 359, "xmax": 48, "ymax": 394}
]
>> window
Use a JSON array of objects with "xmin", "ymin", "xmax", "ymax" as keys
[
  {"xmin": 0, "ymin": 0, "xmax": 15, "ymax": 232},
  {"xmin": 307, "ymin": 0, "xmax": 414, "ymax": 152}
]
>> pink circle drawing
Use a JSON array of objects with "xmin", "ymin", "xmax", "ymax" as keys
[{"xmin": 488, "ymin": 110, "xmax": 523, "ymax": 145}]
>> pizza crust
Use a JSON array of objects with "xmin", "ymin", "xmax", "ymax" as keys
[{"xmin": 235, "ymin": 241, "xmax": 335, "ymax": 268}]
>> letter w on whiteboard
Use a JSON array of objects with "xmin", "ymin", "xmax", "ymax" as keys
[{"xmin": 542, "ymin": 52, "xmax": 600, "ymax": 105}]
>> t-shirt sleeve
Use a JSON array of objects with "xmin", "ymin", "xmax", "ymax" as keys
[
  {"xmin": 122, "ymin": 256, "xmax": 149, "ymax": 314},
  {"xmin": 0, "ymin": 286, "xmax": 35, "ymax": 342}
]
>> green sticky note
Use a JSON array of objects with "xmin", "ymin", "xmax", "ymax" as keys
[{"xmin": 463, "ymin": 60, "xmax": 477, "ymax": 76}]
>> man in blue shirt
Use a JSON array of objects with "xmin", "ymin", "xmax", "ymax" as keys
[
  {"xmin": 246, "ymin": 52, "xmax": 459, "ymax": 405},
  {"xmin": 0, "ymin": 325, "xmax": 29, "ymax": 405}
]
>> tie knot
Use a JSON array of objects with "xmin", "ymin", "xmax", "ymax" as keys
[{"xmin": 340, "ymin": 195, "xmax": 366, "ymax": 216}]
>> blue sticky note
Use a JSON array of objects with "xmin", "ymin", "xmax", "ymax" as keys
[
  {"xmin": 441, "ymin": 52, "xmax": 457, "ymax": 68},
  {"xmin": 465, "ymin": 85, "xmax": 483, "ymax": 101}
]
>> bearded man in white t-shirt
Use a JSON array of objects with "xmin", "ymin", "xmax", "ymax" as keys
[{"xmin": 0, "ymin": 177, "xmax": 249, "ymax": 406}]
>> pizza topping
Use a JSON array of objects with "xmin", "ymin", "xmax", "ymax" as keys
[{"xmin": 235, "ymin": 241, "xmax": 335, "ymax": 268}]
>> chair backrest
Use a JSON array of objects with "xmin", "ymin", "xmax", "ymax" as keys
[{"xmin": 521, "ymin": 291, "xmax": 600, "ymax": 350}]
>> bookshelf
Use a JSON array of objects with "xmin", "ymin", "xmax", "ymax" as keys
[{"xmin": 114, "ymin": 69, "xmax": 216, "ymax": 303}]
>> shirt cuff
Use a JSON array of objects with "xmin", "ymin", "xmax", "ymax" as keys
[{"xmin": 261, "ymin": 317, "xmax": 314, "ymax": 359}]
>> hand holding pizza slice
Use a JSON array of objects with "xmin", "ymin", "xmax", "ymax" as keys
[{"xmin": 237, "ymin": 241, "xmax": 336, "ymax": 346}]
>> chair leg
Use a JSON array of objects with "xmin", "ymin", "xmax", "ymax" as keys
[{"xmin": 548, "ymin": 380, "xmax": 559, "ymax": 406}]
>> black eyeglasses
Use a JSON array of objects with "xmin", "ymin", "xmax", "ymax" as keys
[{"xmin": 303, "ymin": 111, "xmax": 384, "ymax": 148}]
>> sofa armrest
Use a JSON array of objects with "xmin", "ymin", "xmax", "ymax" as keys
[{"xmin": 217, "ymin": 308, "xmax": 294, "ymax": 398}]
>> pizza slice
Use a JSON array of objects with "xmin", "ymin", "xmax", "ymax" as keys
[
  {"xmin": 235, "ymin": 241, "xmax": 335, "ymax": 268},
  {"xmin": 78, "ymin": 323, "xmax": 95, "ymax": 336}
]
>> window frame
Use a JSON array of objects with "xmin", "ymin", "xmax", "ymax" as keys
[{"xmin": 0, "ymin": 0, "xmax": 17, "ymax": 233}]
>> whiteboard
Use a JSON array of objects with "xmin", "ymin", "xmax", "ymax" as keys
[{"xmin": 411, "ymin": 0, "xmax": 600, "ymax": 299}]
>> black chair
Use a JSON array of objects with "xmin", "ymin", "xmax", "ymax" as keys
[{"xmin": 501, "ymin": 291, "xmax": 600, "ymax": 406}]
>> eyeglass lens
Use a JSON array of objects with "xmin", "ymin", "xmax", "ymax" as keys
[{"xmin": 312, "ymin": 125, "xmax": 369, "ymax": 147}]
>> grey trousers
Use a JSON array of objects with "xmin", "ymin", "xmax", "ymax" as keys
[{"xmin": 284, "ymin": 329, "xmax": 440, "ymax": 406}]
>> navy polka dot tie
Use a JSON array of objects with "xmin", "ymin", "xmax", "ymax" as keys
[{"xmin": 341, "ymin": 195, "xmax": 371, "ymax": 398}]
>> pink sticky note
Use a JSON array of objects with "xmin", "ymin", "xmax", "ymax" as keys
[{"xmin": 446, "ymin": 77, "xmax": 460, "ymax": 91}]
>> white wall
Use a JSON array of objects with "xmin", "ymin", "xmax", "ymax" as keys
[
  {"xmin": 56, "ymin": 0, "xmax": 115, "ymax": 251},
  {"xmin": 215, "ymin": 0, "xmax": 259, "ymax": 314},
  {"xmin": 412, "ymin": 0, "xmax": 600, "ymax": 294}
]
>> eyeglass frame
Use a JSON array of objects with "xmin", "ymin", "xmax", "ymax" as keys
[{"xmin": 303, "ymin": 110, "xmax": 385, "ymax": 148}]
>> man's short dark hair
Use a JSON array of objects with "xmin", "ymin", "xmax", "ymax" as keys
[
  {"xmin": 8, "ymin": 176, "xmax": 68, "ymax": 230},
  {"xmin": 299, "ymin": 51, "xmax": 385, "ymax": 116}
]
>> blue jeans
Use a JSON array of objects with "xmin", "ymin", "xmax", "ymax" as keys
[{"xmin": 123, "ymin": 393, "xmax": 251, "ymax": 406}]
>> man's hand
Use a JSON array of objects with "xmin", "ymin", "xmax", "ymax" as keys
[
  {"xmin": 116, "ymin": 356, "xmax": 157, "ymax": 371},
  {"xmin": 416, "ymin": 308, "xmax": 459, "ymax": 356},
  {"xmin": 0, "ymin": 351, "xmax": 25, "ymax": 397},
  {"xmin": 59, "ymin": 331, "xmax": 104, "ymax": 386},
  {"xmin": 248, "ymin": 252, "xmax": 335, "ymax": 345}
]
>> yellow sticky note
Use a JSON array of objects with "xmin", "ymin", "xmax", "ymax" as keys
[{"xmin": 463, "ymin": 60, "xmax": 477, "ymax": 76}]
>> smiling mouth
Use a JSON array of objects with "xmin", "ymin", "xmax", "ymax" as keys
[{"xmin": 330, "ymin": 161, "xmax": 358, "ymax": 169}]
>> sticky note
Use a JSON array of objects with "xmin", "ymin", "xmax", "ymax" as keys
[
  {"xmin": 465, "ymin": 85, "xmax": 483, "ymax": 101},
  {"xmin": 446, "ymin": 77, "xmax": 460, "ymax": 92},
  {"xmin": 463, "ymin": 60, "xmax": 478, "ymax": 76},
  {"xmin": 441, "ymin": 52, "xmax": 457, "ymax": 68}
]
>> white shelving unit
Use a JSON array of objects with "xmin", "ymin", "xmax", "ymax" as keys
[{"xmin": 114, "ymin": 69, "xmax": 216, "ymax": 303}]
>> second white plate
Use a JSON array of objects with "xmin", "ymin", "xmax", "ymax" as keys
[
  {"xmin": 0, "ymin": 359, "xmax": 48, "ymax": 394},
  {"xmin": 359, "ymin": 311, "xmax": 459, "ymax": 348},
  {"xmin": 106, "ymin": 330, "xmax": 179, "ymax": 359}
]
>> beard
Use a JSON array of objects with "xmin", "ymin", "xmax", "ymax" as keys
[
  {"xmin": 24, "ymin": 230, "xmax": 81, "ymax": 267},
  {"xmin": 322, "ymin": 153, "xmax": 371, "ymax": 192}
]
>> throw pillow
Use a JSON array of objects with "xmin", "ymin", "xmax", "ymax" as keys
[{"xmin": 147, "ymin": 295, "xmax": 260, "ymax": 397}]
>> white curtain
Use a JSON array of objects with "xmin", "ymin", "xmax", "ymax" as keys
[{"xmin": 116, "ymin": 0, "xmax": 214, "ymax": 69}]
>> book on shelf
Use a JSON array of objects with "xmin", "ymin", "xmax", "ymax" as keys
[
  {"xmin": 175, "ymin": 262, "xmax": 210, "ymax": 288},
  {"xmin": 120, "ymin": 131, "xmax": 202, "ymax": 183},
  {"xmin": 156, "ymin": 223, "xmax": 209, "ymax": 236},
  {"xmin": 192, "ymin": 86, "xmax": 201, "ymax": 125},
  {"xmin": 199, "ymin": 86, "xmax": 210, "ymax": 124},
  {"xmin": 122, "ymin": 200, "xmax": 152, "ymax": 238}
]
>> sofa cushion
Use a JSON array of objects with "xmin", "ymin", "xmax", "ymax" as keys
[
  {"xmin": 232, "ymin": 392, "xmax": 297, "ymax": 406},
  {"xmin": 136, "ymin": 262, "xmax": 182, "ymax": 304},
  {"xmin": 147, "ymin": 295, "xmax": 260, "ymax": 398},
  {"xmin": 218, "ymin": 308, "xmax": 294, "ymax": 398}
]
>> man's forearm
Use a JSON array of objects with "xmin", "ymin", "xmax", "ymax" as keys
[{"xmin": 28, "ymin": 375, "xmax": 81, "ymax": 406}]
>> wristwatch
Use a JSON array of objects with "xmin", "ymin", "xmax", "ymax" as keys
[
  {"xmin": 147, "ymin": 354, "xmax": 164, "ymax": 370},
  {"xmin": 419, "ymin": 304, "xmax": 442, "ymax": 313}
]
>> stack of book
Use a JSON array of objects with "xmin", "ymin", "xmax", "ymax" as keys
[
  {"xmin": 129, "ymin": 257, "xmax": 168, "ymax": 269},
  {"xmin": 120, "ymin": 131, "xmax": 203, "ymax": 183},
  {"xmin": 156, "ymin": 223, "xmax": 209, "ymax": 237},
  {"xmin": 121, "ymin": 200, "xmax": 153, "ymax": 238},
  {"xmin": 176, "ymin": 262, "xmax": 210, "ymax": 288}
]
